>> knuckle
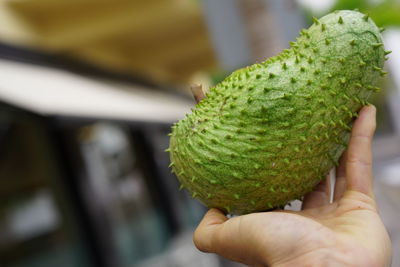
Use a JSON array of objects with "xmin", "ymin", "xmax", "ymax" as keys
[
  {"xmin": 340, "ymin": 191, "xmax": 377, "ymax": 211},
  {"xmin": 347, "ymin": 154, "xmax": 371, "ymax": 167},
  {"xmin": 351, "ymin": 134, "xmax": 372, "ymax": 142}
]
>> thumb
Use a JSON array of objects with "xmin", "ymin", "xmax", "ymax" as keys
[
  {"xmin": 193, "ymin": 208, "xmax": 228, "ymax": 253},
  {"xmin": 193, "ymin": 209, "xmax": 268, "ymax": 266}
]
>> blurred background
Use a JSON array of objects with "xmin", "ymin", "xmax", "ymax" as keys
[{"xmin": 0, "ymin": 0, "xmax": 399, "ymax": 266}]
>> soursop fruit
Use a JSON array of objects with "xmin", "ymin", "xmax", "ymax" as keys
[{"xmin": 168, "ymin": 10, "xmax": 388, "ymax": 215}]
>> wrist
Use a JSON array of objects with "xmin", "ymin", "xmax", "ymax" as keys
[
  {"xmin": 269, "ymin": 248, "xmax": 362, "ymax": 267},
  {"xmin": 269, "ymin": 245, "xmax": 387, "ymax": 267}
]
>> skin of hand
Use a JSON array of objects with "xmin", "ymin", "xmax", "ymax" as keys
[{"xmin": 193, "ymin": 105, "xmax": 392, "ymax": 267}]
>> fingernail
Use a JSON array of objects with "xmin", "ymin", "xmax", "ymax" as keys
[
  {"xmin": 367, "ymin": 105, "xmax": 376, "ymax": 116},
  {"xmin": 361, "ymin": 104, "xmax": 376, "ymax": 116}
]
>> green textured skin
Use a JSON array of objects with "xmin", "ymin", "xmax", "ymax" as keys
[{"xmin": 169, "ymin": 10, "xmax": 387, "ymax": 215}]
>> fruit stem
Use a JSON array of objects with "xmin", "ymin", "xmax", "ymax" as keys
[{"xmin": 191, "ymin": 84, "xmax": 205, "ymax": 103}]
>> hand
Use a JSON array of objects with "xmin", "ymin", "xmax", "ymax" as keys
[{"xmin": 193, "ymin": 105, "xmax": 392, "ymax": 267}]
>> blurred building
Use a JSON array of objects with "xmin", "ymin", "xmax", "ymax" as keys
[
  {"xmin": 0, "ymin": 0, "xmax": 400, "ymax": 267},
  {"xmin": 0, "ymin": 0, "xmax": 217, "ymax": 86},
  {"xmin": 0, "ymin": 0, "xmax": 307, "ymax": 87}
]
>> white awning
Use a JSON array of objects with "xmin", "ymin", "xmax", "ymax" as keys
[{"xmin": 0, "ymin": 59, "xmax": 193, "ymax": 123}]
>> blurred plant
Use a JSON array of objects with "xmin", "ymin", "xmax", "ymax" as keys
[
  {"xmin": 300, "ymin": 0, "xmax": 400, "ymax": 27},
  {"xmin": 331, "ymin": 0, "xmax": 400, "ymax": 27}
]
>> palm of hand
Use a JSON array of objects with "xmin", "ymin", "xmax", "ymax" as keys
[
  {"xmin": 237, "ymin": 191, "xmax": 388, "ymax": 266},
  {"xmin": 194, "ymin": 106, "xmax": 391, "ymax": 267}
]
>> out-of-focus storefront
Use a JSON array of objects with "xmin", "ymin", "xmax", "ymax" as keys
[{"xmin": 1, "ymin": 0, "xmax": 400, "ymax": 266}]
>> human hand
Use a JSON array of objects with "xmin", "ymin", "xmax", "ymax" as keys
[{"xmin": 193, "ymin": 105, "xmax": 392, "ymax": 267}]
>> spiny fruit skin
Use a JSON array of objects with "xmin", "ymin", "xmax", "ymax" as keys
[{"xmin": 169, "ymin": 10, "xmax": 386, "ymax": 215}]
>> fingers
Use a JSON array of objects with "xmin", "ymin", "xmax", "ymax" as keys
[
  {"xmin": 345, "ymin": 105, "xmax": 376, "ymax": 197},
  {"xmin": 193, "ymin": 208, "xmax": 228, "ymax": 253},
  {"xmin": 333, "ymin": 151, "xmax": 347, "ymax": 201},
  {"xmin": 193, "ymin": 209, "xmax": 267, "ymax": 266},
  {"xmin": 301, "ymin": 175, "xmax": 331, "ymax": 209}
]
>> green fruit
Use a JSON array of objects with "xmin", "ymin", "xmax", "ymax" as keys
[{"xmin": 168, "ymin": 10, "xmax": 387, "ymax": 215}]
